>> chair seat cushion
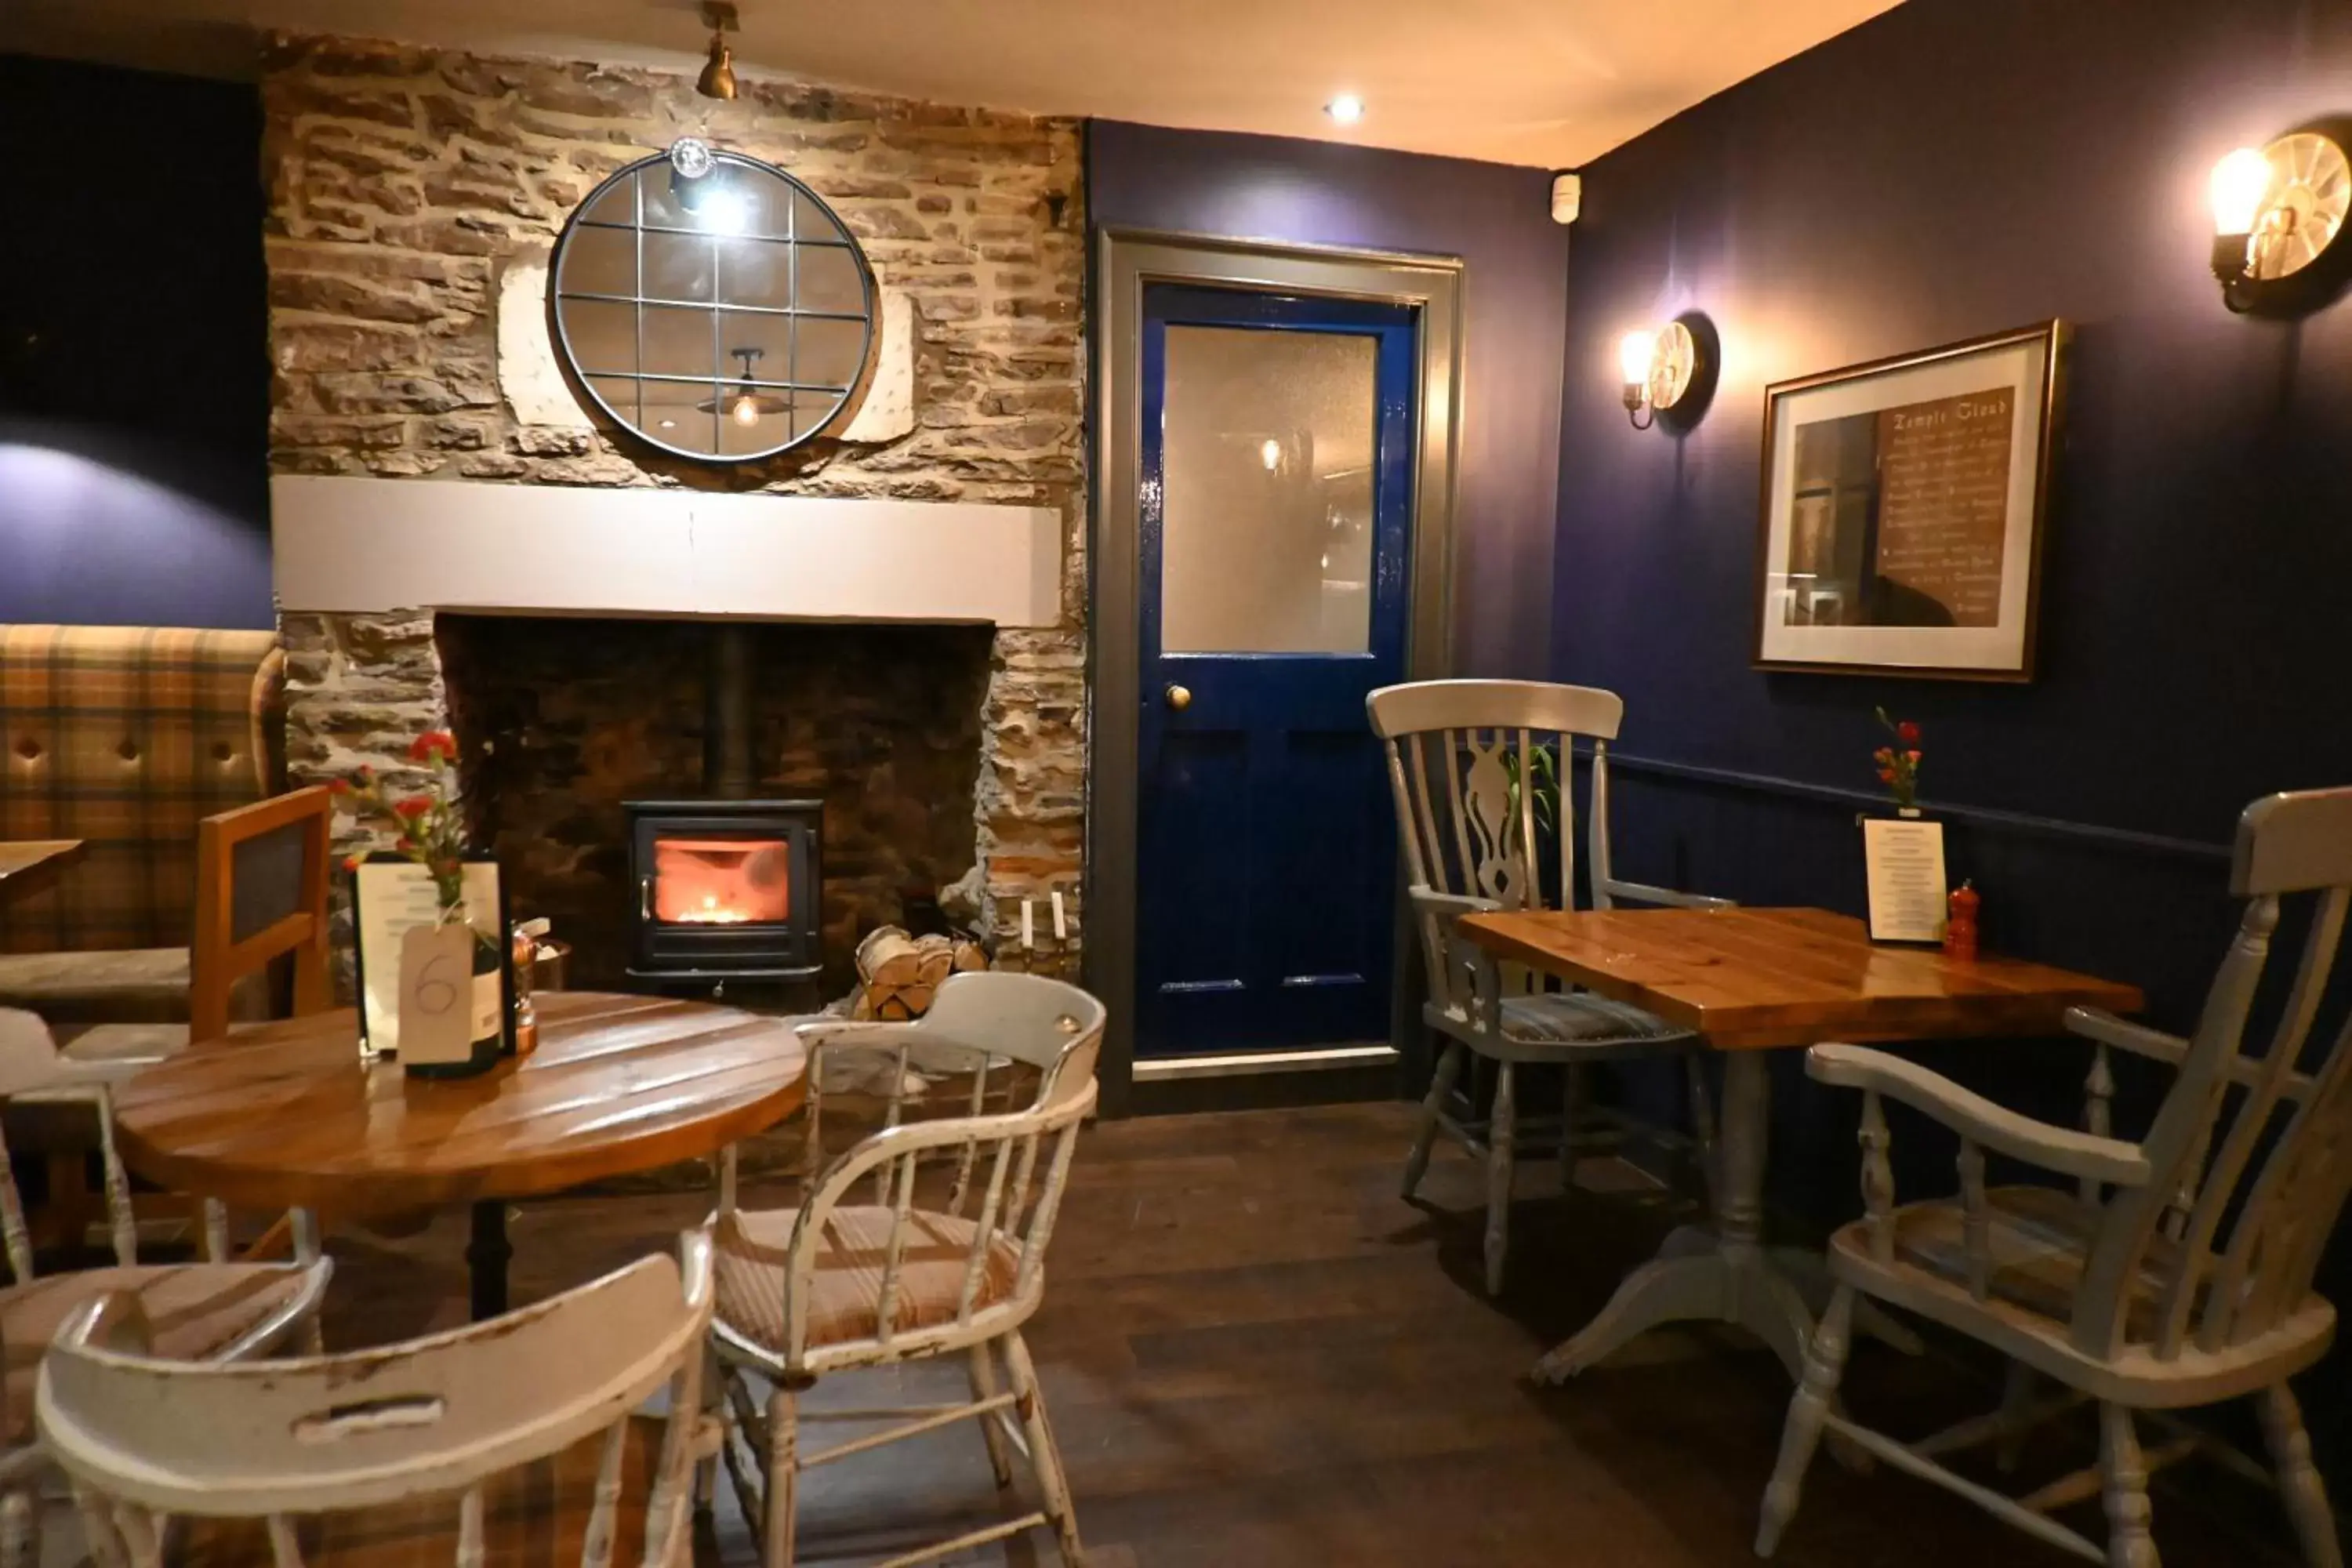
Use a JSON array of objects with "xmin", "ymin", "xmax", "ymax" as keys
[
  {"xmin": 2, "ymin": 1264, "xmax": 312, "ymax": 1442},
  {"xmin": 713, "ymin": 1204, "xmax": 1020, "ymax": 1355},
  {"xmin": 1831, "ymin": 1184, "xmax": 2187, "ymax": 1337},
  {"xmin": 169, "ymin": 1414, "xmax": 672, "ymax": 1568},
  {"xmin": 0, "ymin": 949, "xmax": 187, "ymax": 1025},
  {"xmin": 1497, "ymin": 990, "xmax": 1690, "ymax": 1047}
]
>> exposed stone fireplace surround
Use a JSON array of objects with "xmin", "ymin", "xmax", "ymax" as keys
[{"xmin": 263, "ymin": 34, "xmax": 1087, "ymax": 982}]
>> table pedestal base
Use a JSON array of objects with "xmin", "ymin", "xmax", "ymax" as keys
[
  {"xmin": 468, "ymin": 1200, "xmax": 512, "ymax": 1321},
  {"xmin": 1533, "ymin": 1051, "xmax": 1920, "ymax": 1384}
]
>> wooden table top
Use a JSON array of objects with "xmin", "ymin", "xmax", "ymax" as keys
[
  {"xmin": 1457, "ymin": 906, "xmax": 2143, "ymax": 1051},
  {"xmin": 113, "ymin": 991, "xmax": 809, "ymax": 1215},
  {"xmin": 0, "ymin": 839, "xmax": 84, "ymax": 904}
]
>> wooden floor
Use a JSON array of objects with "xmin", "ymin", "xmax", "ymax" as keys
[{"xmin": 321, "ymin": 1102, "xmax": 2304, "ymax": 1567}]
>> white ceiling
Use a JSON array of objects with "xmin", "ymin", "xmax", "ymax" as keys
[{"xmin": 1, "ymin": 0, "xmax": 1901, "ymax": 169}]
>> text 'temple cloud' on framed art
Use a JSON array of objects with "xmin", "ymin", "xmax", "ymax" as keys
[{"xmin": 1753, "ymin": 321, "xmax": 2067, "ymax": 682}]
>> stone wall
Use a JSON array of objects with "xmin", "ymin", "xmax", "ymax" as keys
[{"xmin": 263, "ymin": 34, "xmax": 1086, "ymax": 975}]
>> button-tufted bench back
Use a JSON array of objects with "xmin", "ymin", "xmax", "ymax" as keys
[{"xmin": 0, "ymin": 626, "xmax": 284, "ymax": 955}]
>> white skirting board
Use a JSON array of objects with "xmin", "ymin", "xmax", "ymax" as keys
[{"xmin": 270, "ymin": 474, "xmax": 1062, "ymax": 626}]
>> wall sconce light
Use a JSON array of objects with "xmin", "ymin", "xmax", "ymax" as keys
[
  {"xmin": 2209, "ymin": 132, "xmax": 2349, "ymax": 313},
  {"xmin": 695, "ymin": 2, "xmax": 740, "ymax": 100},
  {"xmin": 1619, "ymin": 320, "xmax": 1701, "ymax": 430}
]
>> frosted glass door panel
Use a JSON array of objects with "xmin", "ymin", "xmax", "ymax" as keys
[{"xmin": 1160, "ymin": 325, "xmax": 1378, "ymax": 654}]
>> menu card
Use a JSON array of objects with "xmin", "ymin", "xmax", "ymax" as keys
[{"xmin": 1862, "ymin": 818, "xmax": 1948, "ymax": 943}]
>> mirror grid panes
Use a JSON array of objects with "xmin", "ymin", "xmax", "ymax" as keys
[
  {"xmin": 552, "ymin": 147, "xmax": 877, "ymax": 462},
  {"xmin": 1161, "ymin": 325, "xmax": 1379, "ymax": 654}
]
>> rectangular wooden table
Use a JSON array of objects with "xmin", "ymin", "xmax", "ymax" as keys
[
  {"xmin": 0, "ymin": 840, "xmax": 84, "ymax": 906},
  {"xmin": 1456, "ymin": 906, "xmax": 2143, "ymax": 1383}
]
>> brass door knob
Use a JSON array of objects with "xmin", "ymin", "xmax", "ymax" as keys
[{"xmin": 1163, "ymin": 684, "xmax": 1192, "ymax": 710}]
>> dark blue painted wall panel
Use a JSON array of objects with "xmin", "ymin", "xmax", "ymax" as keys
[
  {"xmin": 1555, "ymin": 0, "xmax": 2352, "ymax": 1474},
  {"xmin": 0, "ymin": 56, "xmax": 271, "ymax": 630}
]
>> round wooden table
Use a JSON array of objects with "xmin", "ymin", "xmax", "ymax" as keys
[{"xmin": 113, "ymin": 990, "xmax": 809, "ymax": 1319}]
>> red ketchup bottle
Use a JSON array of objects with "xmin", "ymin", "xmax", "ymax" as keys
[{"xmin": 1944, "ymin": 880, "xmax": 1980, "ymax": 961}]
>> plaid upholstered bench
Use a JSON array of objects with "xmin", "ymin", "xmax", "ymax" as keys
[{"xmin": 0, "ymin": 626, "xmax": 283, "ymax": 1048}]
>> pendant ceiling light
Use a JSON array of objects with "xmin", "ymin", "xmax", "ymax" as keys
[
  {"xmin": 698, "ymin": 347, "xmax": 792, "ymax": 429},
  {"xmin": 696, "ymin": 2, "xmax": 739, "ymax": 100}
]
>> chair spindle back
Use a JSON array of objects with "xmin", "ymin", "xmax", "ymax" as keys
[
  {"xmin": 760, "ymin": 971, "xmax": 1104, "ymax": 1374},
  {"xmin": 1367, "ymin": 679, "xmax": 1628, "ymax": 1011},
  {"xmin": 2078, "ymin": 786, "xmax": 2352, "ymax": 1361},
  {"xmin": 38, "ymin": 1233, "xmax": 715, "ymax": 1568}
]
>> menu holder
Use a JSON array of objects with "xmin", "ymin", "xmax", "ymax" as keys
[
  {"xmin": 1861, "ymin": 818, "xmax": 1948, "ymax": 944},
  {"xmin": 352, "ymin": 855, "xmax": 513, "ymax": 1059}
]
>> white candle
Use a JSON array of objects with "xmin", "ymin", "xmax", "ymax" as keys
[
  {"xmin": 1020, "ymin": 898, "xmax": 1034, "ymax": 949},
  {"xmin": 1051, "ymin": 889, "xmax": 1067, "ymax": 939}
]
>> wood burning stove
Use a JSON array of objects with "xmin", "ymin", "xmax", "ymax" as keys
[
  {"xmin": 623, "ymin": 798, "xmax": 822, "ymax": 985},
  {"xmin": 622, "ymin": 625, "xmax": 821, "ymax": 989}
]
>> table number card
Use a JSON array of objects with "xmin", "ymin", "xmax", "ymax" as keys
[
  {"xmin": 1862, "ymin": 818, "xmax": 1949, "ymax": 943},
  {"xmin": 395, "ymin": 920, "xmax": 476, "ymax": 1066},
  {"xmin": 354, "ymin": 858, "xmax": 506, "ymax": 1056}
]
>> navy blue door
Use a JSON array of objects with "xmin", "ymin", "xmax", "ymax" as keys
[{"xmin": 1135, "ymin": 284, "xmax": 1416, "ymax": 1058}]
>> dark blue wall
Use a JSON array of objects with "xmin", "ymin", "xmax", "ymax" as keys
[
  {"xmin": 0, "ymin": 56, "xmax": 273, "ymax": 629},
  {"xmin": 1556, "ymin": 0, "xmax": 2352, "ymax": 1470},
  {"xmin": 1087, "ymin": 120, "xmax": 1570, "ymax": 676}
]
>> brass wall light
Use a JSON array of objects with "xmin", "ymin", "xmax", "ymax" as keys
[
  {"xmin": 1619, "ymin": 318, "xmax": 1706, "ymax": 430},
  {"xmin": 2209, "ymin": 132, "xmax": 2349, "ymax": 313},
  {"xmin": 696, "ymin": 2, "xmax": 740, "ymax": 100}
]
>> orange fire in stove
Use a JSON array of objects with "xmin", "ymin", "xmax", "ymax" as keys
[{"xmin": 652, "ymin": 837, "xmax": 791, "ymax": 925}]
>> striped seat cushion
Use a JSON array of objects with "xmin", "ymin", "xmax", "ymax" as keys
[
  {"xmin": 1832, "ymin": 1185, "xmax": 2188, "ymax": 1338},
  {"xmin": 1494, "ymin": 990, "xmax": 1690, "ymax": 1046},
  {"xmin": 713, "ymin": 1205, "xmax": 1020, "ymax": 1355}
]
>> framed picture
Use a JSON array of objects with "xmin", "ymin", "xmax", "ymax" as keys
[
  {"xmin": 350, "ymin": 855, "xmax": 512, "ymax": 1058},
  {"xmin": 1753, "ymin": 321, "xmax": 2068, "ymax": 681}
]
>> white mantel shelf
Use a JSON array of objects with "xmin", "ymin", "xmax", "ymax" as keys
[{"xmin": 271, "ymin": 474, "xmax": 1062, "ymax": 626}]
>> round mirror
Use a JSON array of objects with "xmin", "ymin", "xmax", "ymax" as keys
[{"xmin": 550, "ymin": 141, "xmax": 878, "ymax": 462}]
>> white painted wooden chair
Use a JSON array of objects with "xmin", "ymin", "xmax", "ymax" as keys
[
  {"xmin": 1758, "ymin": 786, "xmax": 2352, "ymax": 1567},
  {"xmin": 1367, "ymin": 678, "xmax": 1729, "ymax": 1294},
  {"xmin": 38, "ymin": 1230, "xmax": 715, "ymax": 1568},
  {"xmin": 0, "ymin": 1007, "xmax": 329, "ymax": 1568},
  {"xmin": 704, "ymin": 970, "xmax": 1102, "ymax": 1568}
]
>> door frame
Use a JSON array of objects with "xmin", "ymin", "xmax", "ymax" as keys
[{"xmin": 1090, "ymin": 227, "xmax": 1464, "ymax": 1116}]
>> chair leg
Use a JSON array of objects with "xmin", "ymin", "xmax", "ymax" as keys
[
  {"xmin": 1755, "ymin": 1283, "xmax": 1855, "ymax": 1557},
  {"xmin": 2, "ymin": 1483, "xmax": 37, "ymax": 1568},
  {"xmin": 2259, "ymin": 1383, "xmax": 2341, "ymax": 1568},
  {"xmin": 968, "ymin": 1341, "xmax": 1015, "ymax": 1488},
  {"xmin": 1004, "ymin": 1330, "xmax": 1084, "ymax": 1566},
  {"xmin": 1558, "ymin": 1065, "xmax": 1584, "ymax": 1192},
  {"xmin": 1994, "ymin": 1361, "xmax": 2034, "ymax": 1474},
  {"xmin": 1483, "ymin": 1061, "xmax": 1515, "ymax": 1296},
  {"xmin": 764, "ymin": 1381, "xmax": 801, "ymax": 1568},
  {"xmin": 2098, "ymin": 1403, "xmax": 2160, "ymax": 1568},
  {"xmin": 1402, "ymin": 1041, "xmax": 1464, "ymax": 1200},
  {"xmin": 694, "ymin": 1344, "xmax": 724, "ymax": 1515}
]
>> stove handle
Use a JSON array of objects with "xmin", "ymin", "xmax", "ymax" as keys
[{"xmin": 640, "ymin": 876, "xmax": 655, "ymax": 922}]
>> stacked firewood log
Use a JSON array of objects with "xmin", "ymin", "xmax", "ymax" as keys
[{"xmin": 847, "ymin": 926, "xmax": 989, "ymax": 1020}]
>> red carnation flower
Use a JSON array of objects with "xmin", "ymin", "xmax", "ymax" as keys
[
  {"xmin": 392, "ymin": 795, "xmax": 433, "ymax": 821},
  {"xmin": 1896, "ymin": 720, "xmax": 1921, "ymax": 743},
  {"xmin": 408, "ymin": 730, "xmax": 457, "ymax": 764}
]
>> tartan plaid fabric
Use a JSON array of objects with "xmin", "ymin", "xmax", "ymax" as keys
[{"xmin": 0, "ymin": 626, "xmax": 282, "ymax": 955}]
